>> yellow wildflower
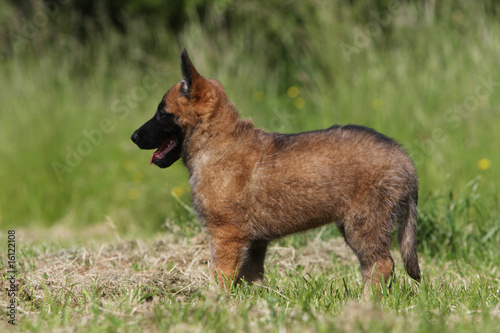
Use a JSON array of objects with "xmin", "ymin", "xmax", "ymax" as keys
[
  {"xmin": 287, "ymin": 86, "xmax": 299, "ymax": 98},
  {"xmin": 477, "ymin": 158, "xmax": 491, "ymax": 171},
  {"xmin": 128, "ymin": 189, "xmax": 139, "ymax": 200},
  {"xmin": 294, "ymin": 97, "xmax": 306, "ymax": 109},
  {"xmin": 171, "ymin": 186, "xmax": 183, "ymax": 198}
]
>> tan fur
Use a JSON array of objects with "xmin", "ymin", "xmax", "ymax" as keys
[{"xmin": 160, "ymin": 53, "xmax": 420, "ymax": 298}]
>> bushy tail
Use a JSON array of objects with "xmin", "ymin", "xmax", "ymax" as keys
[{"xmin": 397, "ymin": 193, "xmax": 421, "ymax": 282}]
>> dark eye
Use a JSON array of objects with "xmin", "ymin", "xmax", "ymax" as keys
[{"xmin": 157, "ymin": 110, "xmax": 170, "ymax": 121}]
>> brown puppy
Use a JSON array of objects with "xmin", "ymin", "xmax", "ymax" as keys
[{"xmin": 131, "ymin": 50, "xmax": 421, "ymax": 299}]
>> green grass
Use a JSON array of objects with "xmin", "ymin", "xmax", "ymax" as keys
[
  {"xmin": 0, "ymin": 232, "xmax": 499, "ymax": 332},
  {"xmin": 1, "ymin": 0, "xmax": 499, "ymax": 331}
]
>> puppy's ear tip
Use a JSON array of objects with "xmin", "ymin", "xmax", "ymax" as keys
[
  {"xmin": 180, "ymin": 49, "xmax": 201, "ymax": 99},
  {"xmin": 181, "ymin": 49, "xmax": 188, "ymax": 60}
]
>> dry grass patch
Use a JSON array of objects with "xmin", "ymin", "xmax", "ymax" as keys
[{"xmin": 2, "ymin": 231, "xmax": 359, "ymax": 325}]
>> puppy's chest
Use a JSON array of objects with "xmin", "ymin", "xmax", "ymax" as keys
[{"xmin": 188, "ymin": 152, "xmax": 252, "ymax": 216}]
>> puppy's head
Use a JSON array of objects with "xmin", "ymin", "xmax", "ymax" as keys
[{"xmin": 131, "ymin": 50, "xmax": 223, "ymax": 168}]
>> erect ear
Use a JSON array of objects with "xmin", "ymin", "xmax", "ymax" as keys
[{"xmin": 180, "ymin": 49, "xmax": 202, "ymax": 99}]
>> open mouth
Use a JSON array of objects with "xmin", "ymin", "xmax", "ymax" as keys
[{"xmin": 150, "ymin": 137, "xmax": 178, "ymax": 165}]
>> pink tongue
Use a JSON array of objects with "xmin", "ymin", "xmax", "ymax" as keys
[{"xmin": 150, "ymin": 138, "xmax": 175, "ymax": 165}]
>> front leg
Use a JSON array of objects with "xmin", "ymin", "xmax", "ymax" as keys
[{"xmin": 209, "ymin": 227, "xmax": 251, "ymax": 289}]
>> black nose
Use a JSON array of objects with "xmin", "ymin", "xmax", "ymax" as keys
[{"xmin": 131, "ymin": 132, "xmax": 139, "ymax": 143}]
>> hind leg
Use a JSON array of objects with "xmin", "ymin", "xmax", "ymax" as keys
[
  {"xmin": 236, "ymin": 239, "xmax": 269, "ymax": 285},
  {"xmin": 341, "ymin": 218, "xmax": 395, "ymax": 301},
  {"xmin": 360, "ymin": 254, "xmax": 394, "ymax": 301}
]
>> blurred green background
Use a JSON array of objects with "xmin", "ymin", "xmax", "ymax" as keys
[{"xmin": 0, "ymin": 0, "xmax": 499, "ymax": 261}]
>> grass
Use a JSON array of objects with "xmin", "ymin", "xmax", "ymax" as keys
[
  {"xmin": 0, "ymin": 229, "xmax": 499, "ymax": 332},
  {"xmin": 1, "ymin": 0, "xmax": 500, "ymax": 331}
]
